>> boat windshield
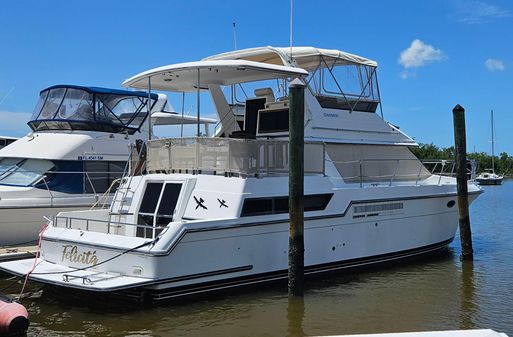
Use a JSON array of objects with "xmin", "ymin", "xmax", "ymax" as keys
[
  {"xmin": 28, "ymin": 86, "xmax": 157, "ymax": 134},
  {"xmin": 0, "ymin": 158, "xmax": 54, "ymax": 187},
  {"xmin": 306, "ymin": 58, "xmax": 380, "ymax": 113}
]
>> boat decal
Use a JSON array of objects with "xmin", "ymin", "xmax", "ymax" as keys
[
  {"xmin": 193, "ymin": 196, "xmax": 207, "ymax": 210},
  {"xmin": 61, "ymin": 245, "xmax": 98, "ymax": 266},
  {"xmin": 217, "ymin": 198, "xmax": 228, "ymax": 208},
  {"xmin": 78, "ymin": 155, "xmax": 104, "ymax": 161}
]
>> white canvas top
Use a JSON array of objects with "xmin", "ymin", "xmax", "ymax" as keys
[
  {"xmin": 123, "ymin": 60, "xmax": 308, "ymax": 92},
  {"xmin": 151, "ymin": 112, "xmax": 217, "ymax": 126},
  {"xmin": 204, "ymin": 46, "xmax": 378, "ymax": 69}
]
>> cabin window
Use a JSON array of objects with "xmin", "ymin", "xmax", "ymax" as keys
[
  {"xmin": 0, "ymin": 158, "xmax": 54, "ymax": 186},
  {"xmin": 240, "ymin": 193, "xmax": 333, "ymax": 217},
  {"xmin": 84, "ymin": 161, "xmax": 125, "ymax": 194},
  {"xmin": 137, "ymin": 182, "xmax": 182, "ymax": 238},
  {"xmin": 0, "ymin": 140, "xmax": 5, "ymax": 146}
]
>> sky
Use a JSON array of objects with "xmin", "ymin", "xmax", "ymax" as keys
[{"xmin": 0, "ymin": 0, "xmax": 512, "ymax": 154}]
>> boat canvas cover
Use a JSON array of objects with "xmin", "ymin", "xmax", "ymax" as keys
[
  {"xmin": 151, "ymin": 112, "xmax": 217, "ymax": 126},
  {"xmin": 0, "ymin": 258, "xmax": 155, "ymax": 291},
  {"xmin": 203, "ymin": 46, "xmax": 378, "ymax": 69},
  {"xmin": 123, "ymin": 60, "xmax": 308, "ymax": 92}
]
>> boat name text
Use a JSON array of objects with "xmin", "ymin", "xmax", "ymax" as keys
[
  {"xmin": 323, "ymin": 112, "xmax": 339, "ymax": 118},
  {"xmin": 78, "ymin": 155, "xmax": 104, "ymax": 161},
  {"xmin": 61, "ymin": 245, "xmax": 98, "ymax": 266}
]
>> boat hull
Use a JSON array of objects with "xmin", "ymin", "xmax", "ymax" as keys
[
  {"xmin": 476, "ymin": 178, "xmax": 503, "ymax": 185},
  {"xmin": 0, "ymin": 192, "xmax": 479, "ymax": 302},
  {"xmin": 0, "ymin": 205, "xmax": 90, "ymax": 246}
]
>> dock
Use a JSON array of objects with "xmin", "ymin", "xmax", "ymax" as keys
[{"xmin": 0, "ymin": 246, "xmax": 37, "ymax": 263}]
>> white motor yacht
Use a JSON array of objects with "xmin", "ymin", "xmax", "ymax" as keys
[
  {"xmin": 0, "ymin": 47, "xmax": 482, "ymax": 302},
  {"xmin": 0, "ymin": 85, "xmax": 215, "ymax": 247}
]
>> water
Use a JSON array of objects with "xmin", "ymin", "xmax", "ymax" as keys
[{"xmin": 2, "ymin": 181, "xmax": 513, "ymax": 336}]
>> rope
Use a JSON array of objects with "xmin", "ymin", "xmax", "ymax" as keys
[{"xmin": 18, "ymin": 223, "xmax": 48, "ymax": 300}]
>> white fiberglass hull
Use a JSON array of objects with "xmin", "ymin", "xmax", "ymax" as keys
[
  {"xmin": 0, "ymin": 205, "xmax": 90, "ymax": 246},
  {"xmin": 0, "ymin": 190, "xmax": 480, "ymax": 301}
]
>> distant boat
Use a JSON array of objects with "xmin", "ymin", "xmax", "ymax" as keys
[{"xmin": 476, "ymin": 109, "xmax": 503, "ymax": 185}]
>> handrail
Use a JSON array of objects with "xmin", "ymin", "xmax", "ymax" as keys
[
  {"xmin": 327, "ymin": 158, "xmax": 462, "ymax": 186},
  {"xmin": 52, "ymin": 215, "xmax": 167, "ymax": 239}
]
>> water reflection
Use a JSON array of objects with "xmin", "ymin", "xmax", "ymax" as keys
[
  {"xmin": 287, "ymin": 296, "xmax": 305, "ymax": 337},
  {"xmin": 459, "ymin": 261, "xmax": 476, "ymax": 330}
]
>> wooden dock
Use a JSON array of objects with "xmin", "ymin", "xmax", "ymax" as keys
[{"xmin": 0, "ymin": 246, "xmax": 37, "ymax": 262}]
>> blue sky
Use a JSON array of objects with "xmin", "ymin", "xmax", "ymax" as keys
[{"xmin": 0, "ymin": 0, "xmax": 512, "ymax": 154}]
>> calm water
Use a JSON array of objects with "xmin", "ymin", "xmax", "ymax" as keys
[{"xmin": 2, "ymin": 181, "xmax": 513, "ymax": 336}]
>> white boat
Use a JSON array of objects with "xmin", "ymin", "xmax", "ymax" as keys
[
  {"xmin": 0, "ymin": 85, "xmax": 215, "ymax": 247},
  {"xmin": 0, "ymin": 47, "xmax": 482, "ymax": 302},
  {"xmin": 0, "ymin": 136, "xmax": 17, "ymax": 149},
  {"xmin": 476, "ymin": 110, "xmax": 503, "ymax": 185}
]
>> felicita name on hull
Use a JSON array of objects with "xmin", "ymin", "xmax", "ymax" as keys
[{"xmin": 61, "ymin": 245, "xmax": 98, "ymax": 266}]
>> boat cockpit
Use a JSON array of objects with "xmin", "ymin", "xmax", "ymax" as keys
[{"xmin": 28, "ymin": 85, "xmax": 158, "ymax": 134}]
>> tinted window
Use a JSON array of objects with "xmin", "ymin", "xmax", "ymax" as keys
[
  {"xmin": 139, "ymin": 182, "xmax": 163, "ymax": 213},
  {"xmin": 241, "ymin": 194, "xmax": 333, "ymax": 217},
  {"xmin": 258, "ymin": 109, "xmax": 289, "ymax": 134}
]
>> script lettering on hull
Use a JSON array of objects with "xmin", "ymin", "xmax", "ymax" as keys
[{"xmin": 61, "ymin": 245, "xmax": 98, "ymax": 266}]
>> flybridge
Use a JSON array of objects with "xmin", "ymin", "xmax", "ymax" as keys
[
  {"xmin": 123, "ymin": 46, "xmax": 410, "ymax": 145},
  {"xmin": 29, "ymin": 85, "xmax": 158, "ymax": 134}
]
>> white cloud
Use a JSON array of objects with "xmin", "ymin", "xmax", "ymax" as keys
[
  {"xmin": 0, "ymin": 111, "xmax": 31, "ymax": 137},
  {"xmin": 398, "ymin": 39, "xmax": 446, "ymax": 69},
  {"xmin": 456, "ymin": 1, "xmax": 511, "ymax": 24},
  {"xmin": 484, "ymin": 58, "xmax": 505, "ymax": 71}
]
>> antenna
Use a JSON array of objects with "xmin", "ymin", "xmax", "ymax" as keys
[
  {"xmin": 232, "ymin": 22, "xmax": 237, "ymax": 50},
  {"xmin": 289, "ymin": 0, "xmax": 293, "ymax": 58},
  {"xmin": 0, "ymin": 86, "xmax": 15, "ymax": 106}
]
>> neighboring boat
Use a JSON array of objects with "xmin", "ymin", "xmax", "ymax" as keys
[
  {"xmin": 0, "ymin": 47, "xmax": 482, "ymax": 302},
  {"xmin": 0, "ymin": 85, "xmax": 215, "ymax": 247},
  {"xmin": 476, "ymin": 109, "xmax": 503, "ymax": 185},
  {"xmin": 0, "ymin": 136, "xmax": 17, "ymax": 149}
]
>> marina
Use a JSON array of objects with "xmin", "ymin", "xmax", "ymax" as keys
[
  {"xmin": 1, "ymin": 1, "xmax": 512, "ymax": 335},
  {"xmin": 0, "ymin": 47, "xmax": 483, "ymax": 302}
]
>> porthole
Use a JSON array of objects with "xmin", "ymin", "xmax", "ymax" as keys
[{"xmin": 447, "ymin": 200, "xmax": 456, "ymax": 208}]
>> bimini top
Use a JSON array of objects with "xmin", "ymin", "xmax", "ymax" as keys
[
  {"xmin": 123, "ymin": 60, "xmax": 308, "ymax": 91},
  {"xmin": 30, "ymin": 85, "xmax": 158, "ymax": 134},
  {"xmin": 41, "ymin": 84, "xmax": 158, "ymax": 99},
  {"xmin": 203, "ymin": 46, "xmax": 378, "ymax": 70}
]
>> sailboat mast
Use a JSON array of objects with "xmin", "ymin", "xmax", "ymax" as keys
[{"xmin": 491, "ymin": 109, "xmax": 495, "ymax": 173}]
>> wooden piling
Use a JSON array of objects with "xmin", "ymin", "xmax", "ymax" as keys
[
  {"xmin": 452, "ymin": 104, "xmax": 473, "ymax": 260},
  {"xmin": 288, "ymin": 79, "xmax": 305, "ymax": 296}
]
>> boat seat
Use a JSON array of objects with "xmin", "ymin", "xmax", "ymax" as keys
[{"xmin": 254, "ymin": 88, "xmax": 275, "ymax": 103}]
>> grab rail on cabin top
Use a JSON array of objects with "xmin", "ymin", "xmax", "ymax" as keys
[
  {"xmin": 328, "ymin": 158, "xmax": 475, "ymax": 187},
  {"xmin": 145, "ymin": 137, "xmax": 326, "ymax": 177},
  {"xmin": 52, "ymin": 215, "xmax": 166, "ymax": 239}
]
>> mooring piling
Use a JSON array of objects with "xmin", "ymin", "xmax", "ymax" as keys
[
  {"xmin": 288, "ymin": 78, "xmax": 305, "ymax": 296},
  {"xmin": 452, "ymin": 104, "xmax": 474, "ymax": 260}
]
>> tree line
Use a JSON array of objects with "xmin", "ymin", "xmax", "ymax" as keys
[{"xmin": 410, "ymin": 143, "xmax": 513, "ymax": 176}]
